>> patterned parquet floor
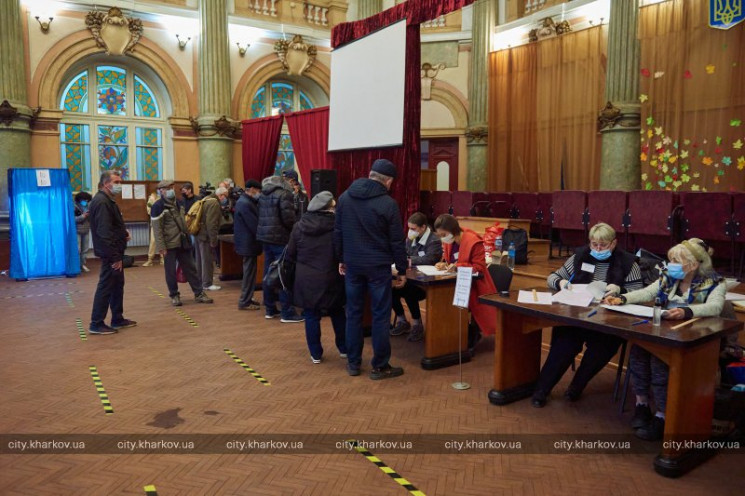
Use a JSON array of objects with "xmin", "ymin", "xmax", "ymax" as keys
[{"xmin": 0, "ymin": 259, "xmax": 742, "ymax": 495}]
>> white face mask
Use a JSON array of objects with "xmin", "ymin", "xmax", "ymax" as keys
[
  {"xmin": 441, "ymin": 233, "xmax": 454, "ymax": 245},
  {"xmin": 110, "ymin": 183, "xmax": 122, "ymax": 195},
  {"xmin": 407, "ymin": 229, "xmax": 419, "ymax": 241},
  {"xmin": 164, "ymin": 189, "xmax": 176, "ymax": 200}
]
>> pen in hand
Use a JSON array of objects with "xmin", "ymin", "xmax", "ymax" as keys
[{"xmin": 565, "ymin": 273, "xmax": 575, "ymax": 290}]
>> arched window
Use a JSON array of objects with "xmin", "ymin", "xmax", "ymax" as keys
[
  {"xmin": 250, "ymin": 81, "xmax": 316, "ymax": 175},
  {"xmin": 59, "ymin": 63, "xmax": 168, "ymax": 192}
]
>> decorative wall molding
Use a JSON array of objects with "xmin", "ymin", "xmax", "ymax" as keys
[
  {"xmin": 597, "ymin": 101, "xmax": 641, "ymax": 132},
  {"xmin": 528, "ymin": 16, "xmax": 572, "ymax": 42},
  {"xmin": 274, "ymin": 35, "xmax": 317, "ymax": 76},
  {"xmin": 189, "ymin": 115, "xmax": 241, "ymax": 139},
  {"xmin": 421, "ymin": 63, "xmax": 445, "ymax": 101},
  {"xmin": 85, "ymin": 7, "xmax": 143, "ymax": 56},
  {"xmin": 0, "ymin": 101, "xmax": 20, "ymax": 126},
  {"xmin": 465, "ymin": 126, "xmax": 488, "ymax": 143}
]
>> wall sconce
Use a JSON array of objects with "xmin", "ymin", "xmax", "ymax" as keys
[
  {"xmin": 588, "ymin": 17, "xmax": 605, "ymax": 26},
  {"xmin": 176, "ymin": 34, "xmax": 191, "ymax": 50},
  {"xmin": 35, "ymin": 16, "xmax": 53, "ymax": 33},
  {"xmin": 236, "ymin": 42, "xmax": 250, "ymax": 57}
]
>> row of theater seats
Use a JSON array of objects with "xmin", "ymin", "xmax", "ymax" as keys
[{"xmin": 420, "ymin": 190, "xmax": 745, "ymax": 275}]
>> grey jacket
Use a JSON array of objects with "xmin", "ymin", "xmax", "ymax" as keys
[
  {"xmin": 151, "ymin": 197, "xmax": 188, "ymax": 251},
  {"xmin": 406, "ymin": 227, "xmax": 442, "ymax": 266}
]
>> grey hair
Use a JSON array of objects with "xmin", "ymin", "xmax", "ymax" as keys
[
  {"xmin": 669, "ymin": 238, "xmax": 716, "ymax": 278},
  {"xmin": 98, "ymin": 170, "xmax": 121, "ymax": 189},
  {"xmin": 588, "ymin": 222, "xmax": 616, "ymax": 243},
  {"xmin": 215, "ymin": 187, "xmax": 229, "ymax": 197},
  {"xmin": 369, "ymin": 170, "xmax": 392, "ymax": 184}
]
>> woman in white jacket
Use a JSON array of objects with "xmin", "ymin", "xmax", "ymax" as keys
[{"xmin": 604, "ymin": 238, "xmax": 725, "ymax": 441}]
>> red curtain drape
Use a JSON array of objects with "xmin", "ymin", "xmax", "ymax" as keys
[
  {"xmin": 284, "ymin": 107, "xmax": 331, "ymax": 187},
  {"xmin": 241, "ymin": 115, "xmax": 284, "ymax": 183},
  {"xmin": 329, "ymin": 0, "xmax": 473, "ymax": 222}
]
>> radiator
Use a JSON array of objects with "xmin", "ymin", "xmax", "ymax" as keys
[{"xmin": 125, "ymin": 222, "xmax": 150, "ymax": 247}]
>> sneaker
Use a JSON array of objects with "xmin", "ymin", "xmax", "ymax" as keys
[
  {"xmin": 390, "ymin": 320, "xmax": 410, "ymax": 336},
  {"xmin": 111, "ymin": 319, "xmax": 137, "ymax": 330},
  {"xmin": 531, "ymin": 390, "xmax": 548, "ymax": 408},
  {"xmin": 347, "ymin": 364, "xmax": 361, "ymax": 376},
  {"xmin": 171, "ymin": 295, "xmax": 182, "ymax": 307},
  {"xmin": 81, "ymin": 264, "xmax": 90, "ymax": 272},
  {"xmin": 238, "ymin": 303, "xmax": 260, "ymax": 310},
  {"xmin": 631, "ymin": 404, "xmax": 653, "ymax": 429},
  {"xmin": 195, "ymin": 292, "xmax": 214, "ymax": 304},
  {"xmin": 339, "ymin": 353, "xmax": 348, "ymax": 359},
  {"xmin": 407, "ymin": 324, "xmax": 424, "ymax": 342},
  {"xmin": 280, "ymin": 314, "xmax": 305, "ymax": 323},
  {"xmin": 265, "ymin": 309, "xmax": 280, "ymax": 319},
  {"xmin": 311, "ymin": 356, "xmax": 322, "ymax": 364},
  {"xmin": 635, "ymin": 415, "xmax": 665, "ymax": 441},
  {"xmin": 89, "ymin": 324, "xmax": 117, "ymax": 335},
  {"xmin": 205, "ymin": 285, "xmax": 221, "ymax": 291},
  {"xmin": 369, "ymin": 364, "xmax": 404, "ymax": 380},
  {"xmin": 142, "ymin": 260, "xmax": 153, "ymax": 267}
]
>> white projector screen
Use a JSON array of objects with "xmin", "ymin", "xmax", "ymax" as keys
[{"xmin": 328, "ymin": 20, "xmax": 406, "ymax": 151}]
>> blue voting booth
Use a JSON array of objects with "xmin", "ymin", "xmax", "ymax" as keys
[{"xmin": 9, "ymin": 168, "xmax": 80, "ymax": 279}]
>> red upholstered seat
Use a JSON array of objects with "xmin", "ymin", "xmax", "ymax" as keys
[
  {"xmin": 431, "ymin": 191, "xmax": 452, "ymax": 219},
  {"xmin": 511, "ymin": 192, "xmax": 540, "ymax": 238},
  {"xmin": 551, "ymin": 190, "xmax": 588, "ymax": 255},
  {"xmin": 731, "ymin": 192, "xmax": 745, "ymax": 276},
  {"xmin": 451, "ymin": 191, "xmax": 475, "ymax": 216},
  {"xmin": 486, "ymin": 192, "xmax": 512, "ymax": 218},
  {"xmin": 626, "ymin": 191, "xmax": 679, "ymax": 256},
  {"xmin": 587, "ymin": 191, "xmax": 627, "ymax": 233},
  {"xmin": 679, "ymin": 192, "xmax": 733, "ymax": 269},
  {"xmin": 420, "ymin": 190, "xmax": 433, "ymax": 222},
  {"xmin": 537, "ymin": 192, "xmax": 553, "ymax": 238}
]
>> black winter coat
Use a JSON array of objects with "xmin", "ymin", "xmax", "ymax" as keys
[
  {"xmin": 286, "ymin": 211, "xmax": 345, "ymax": 310},
  {"xmin": 233, "ymin": 193, "xmax": 262, "ymax": 257},
  {"xmin": 88, "ymin": 190, "xmax": 128, "ymax": 262},
  {"xmin": 257, "ymin": 177, "xmax": 296, "ymax": 245},
  {"xmin": 333, "ymin": 178, "xmax": 407, "ymax": 273}
]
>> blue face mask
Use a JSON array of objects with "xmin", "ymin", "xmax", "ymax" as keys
[
  {"xmin": 80, "ymin": 201, "xmax": 88, "ymax": 207},
  {"xmin": 590, "ymin": 249, "xmax": 612, "ymax": 261},
  {"xmin": 667, "ymin": 263, "xmax": 686, "ymax": 280}
]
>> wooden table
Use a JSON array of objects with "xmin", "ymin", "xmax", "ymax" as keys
[
  {"xmin": 479, "ymin": 290, "xmax": 743, "ymax": 477},
  {"xmin": 217, "ymin": 234, "xmax": 263, "ymax": 287},
  {"xmin": 407, "ymin": 269, "xmax": 470, "ymax": 370}
]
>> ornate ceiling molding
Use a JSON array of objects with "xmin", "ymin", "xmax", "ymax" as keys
[
  {"xmin": 85, "ymin": 7, "xmax": 143, "ymax": 56},
  {"xmin": 274, "ymin": 35, "xmax": 317, "ymax": 76}
]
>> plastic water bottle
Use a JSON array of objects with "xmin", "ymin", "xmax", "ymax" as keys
[
  {"xmin": 653, "ymin": 297, "xmax": 662, "ymax": 326},
  {"xmin": 507, "ymin": 242, "xmax": 516, "ymax": 270},
  {"xmin": 495, "ymin": 235, "xmax": 503, "ymax": 255}
]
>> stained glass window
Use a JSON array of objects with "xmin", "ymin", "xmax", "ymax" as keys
[
  {"xmin": 60, "ymin": 124, "xmax": 91, "ymax": 191},
  {"xmin": 97, "ymin": 66, "xmax": 127, "ymax": 116},
  {"xmin": 61, "ymin": 71, "xmax": 89, "ymax": 113},
  {"xmin": 98, "ymin": 125, "xmax": 129, "ymax": 178},
  {"xmin": 136, "ymin": 128, "xmax": 162, "ymax": 180},
  {"xmin": 299, "ymin": 91, "xmax": 313, "ymax": 111},
  {"xmin": 271, "ymin": 82, "xmax": 294, "ymax": 115},
  {"xmin": 251, "ymin": 86, "xmax": 266, "ymax": 118},
  {"xmin": 134, "ymin": 75, "xmax": 160, "ymax": 118},
  {"xmin": 276, "ymin": 133, "xmax": 295, "ymax": 175}
]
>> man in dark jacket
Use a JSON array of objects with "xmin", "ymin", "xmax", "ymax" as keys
[
  {"xmin": 282, "ymin": 169, "xmax": 308, "ymax": 219},
  {"xmin": 257, "ymin": 175, "xmax": 303, "ymax": 322},
  {"xmin": 391, "ymin": 211, "xmax": 443, "ymax": 342},
  {"xmin": 88, "ymin": 171, "xmax": 136, "ymax": 335},
  {"xmin": 334, "ymin": 159, "xmax": 407, "ymax": 380},
  {"xmin": 286, "ymin": 191, "xmax": 347, "ymax": 363},
  {"xmin": 151, "ymin": 180, "xmax": 214, "ymax": 307},
  {"xmin": 233, "ymin": 179, "xmax": 263, "ymax": 310}
]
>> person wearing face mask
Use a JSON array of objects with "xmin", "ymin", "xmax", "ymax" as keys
[
  {"xmin": 531, "ymin": 222, "xmax": 643, "ymax": 408},
  {"xmin": 433, "ymin": 214, "xmax": 497, "ymax": 352},
  {"xmin": 151, "ymin": 180, "xmax": 214, "ymax": 307},
  {"xmin": 73, "ymin": 191, "xmax": 93, "ymax": 272},
  {"xmin": 87, "ymin": 171, "xmax": 136, "ymax": 335},
  {"xmin": 194, "ymin": 186, "xmax": 228, "ymax": 291},
  {"xmin": 233, "ymin": 179, "xmax": 263, "ymax": 310},
  {"xmin": 603, "ymin": 238, "xmax": 725, "ymax": 440},
  {"xmin": 390, "ymin": 212, "xmax": 443, "ymax": 342},
  {"xmin": 143, "ymin": 191, "xmax": 164, "ymax": 267}
]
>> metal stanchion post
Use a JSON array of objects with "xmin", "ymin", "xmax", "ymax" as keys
[{"xmin": 451, "ymin": 307, "xmax": 470, "ymax": 390}]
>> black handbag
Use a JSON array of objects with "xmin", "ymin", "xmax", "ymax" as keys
[
  {"xmin": 263, "ymin": 246, "xmax": 295, "ymax": 292},
  {"xmin": 179, "ymin": 232, "xmax": 192, "ymax": 250}
]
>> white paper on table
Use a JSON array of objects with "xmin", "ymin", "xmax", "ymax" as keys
[
  {"xmin": 417, "ymin": 265, "xmax": 450, "ymax": 276},
  {"xmin": 725, "ymin": 292, "xmax": 745, "ymax": 301},
  {"xmin": 600, "ymin": 304, "xmax": 654, "ymax": 318},
  {"xmin": 121, "ymin": 184, "xmax": 133, "ymax": 199},
  {"xmin": 133, "ymin": 184, "xmax": 147, "ymax": 200},
  {"xmin": 452, "ymin": 266, "xmax": 473, "ymax": 308},
  {"xmin": 552, "ymin": 289, "xmax": 594, "ymax": 307},
  {"xmin": 733, "ymin": 300, "xmax": 745, "ymax": 309},
  {"xmin": 518, "ymin": 290, "xmax": 553, "ymax": 305}
]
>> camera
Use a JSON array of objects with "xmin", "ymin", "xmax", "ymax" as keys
[{"xmin": 198, "ymin": 182, "xmax": 215, "ymax": 198}]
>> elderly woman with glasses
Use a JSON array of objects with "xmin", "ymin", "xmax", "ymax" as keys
[
  {"xmin": 532, "ymin": 222, "xmax": 644, "ymax": 408},
  {"xmin": 603, "ymin": 238, "xmax": 725, "ymax": 441}
]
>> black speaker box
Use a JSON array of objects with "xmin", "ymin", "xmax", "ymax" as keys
[{"xmin": 310, "ymin": 169, "xmax": 337, "ymax": 199}]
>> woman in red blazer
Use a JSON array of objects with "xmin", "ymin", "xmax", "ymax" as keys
[{"xmin": 433, "ymin": 214, "xmax": 497, "ymax": 350}]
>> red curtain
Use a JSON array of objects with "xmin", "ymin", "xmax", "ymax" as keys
[
  {"xmin": 284, "ymin": 107, "xmax": 331, "ymax": 187},
  {"xmin": 241, "ymin": 115, "xmax": 284, "ymax": 182},
  {"xmin": 330, "ymin": 0, "xmax": 475, "ymax": 222}
]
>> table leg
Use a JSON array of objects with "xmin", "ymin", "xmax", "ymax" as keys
[{"xmin": 421, "ymin": 283, "xmax": 470, "ymax": 370}]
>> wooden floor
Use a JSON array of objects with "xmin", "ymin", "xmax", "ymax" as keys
[{"xmin": 0, "ymin": 259, "xmax": 742, "ymax": 495}]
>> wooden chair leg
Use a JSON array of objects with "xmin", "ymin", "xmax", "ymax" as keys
[
  {"xmin": 619, "ymin": 364, "xmax": 631, "ymax": 415},
  {"xmin": 613, "ymin": 341, "xmax": 627, "ymax": 403}
]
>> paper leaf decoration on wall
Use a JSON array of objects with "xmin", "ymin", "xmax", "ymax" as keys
[
  {"xmin": 639, "ymin": 94, "xmax": 648, "ymax": 103},
  {"xmin": 641, "ymin": 68, "xmax": 651, "ymax": 77},
  {"xmin": 734, "ymin": 139, "xmax": 743, "ymax": 150},
  {"xmin": 654, "ymin": 71, "xmax": 664, "ymax": 79},
  {"xmin": 684, "ymin": 70, "xmax": 693, "ymax": 79},
  {"xmin": 731, "ymin": 119, "xmax": 742, "ymax": 127},
  {"xmin": 705, "ymin": 65, "xmax": 715, "ymax": 74}
]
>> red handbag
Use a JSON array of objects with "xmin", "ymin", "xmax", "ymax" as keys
[{"xmin": 176, "ymin": 262, "xmax": 187, "ymax": 283}]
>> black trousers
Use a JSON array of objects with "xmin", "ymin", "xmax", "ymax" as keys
[
  {"xmin": 238, "ymin": 255, "xmax": 258, "ymax": 307},
  {"xmin": 90, "ymin": 257, "xmax": 125, "ymax": 327},
  {"xmin": 164, "ymin": 248, "xmax": 202, "ymax": 297},
  {"xmin": 391, "ymin": 281, "xmax": 425, "ymax": 320},
  {"xmin": 535, "ymin": 326, "xmax": 624, "ymax": 395}
]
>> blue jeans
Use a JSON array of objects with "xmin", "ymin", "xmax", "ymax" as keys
[
  {"xmin": 262, "ymin": 243, "xmax": 294, "ymax": 318},
  {"xmin": 345, "ymin": 266, "xmax": 392, "ymax": 370},
  {"xmin": 304, "ymin": 307, "xmax": 347, "ymax": 360}
]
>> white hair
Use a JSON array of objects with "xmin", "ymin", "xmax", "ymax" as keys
[{"xmin": 215, "ymin": 187, "xmax": 229, "ymax": 197}]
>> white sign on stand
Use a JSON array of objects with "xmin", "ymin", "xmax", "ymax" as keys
[
  {"xmin": 452, "ymin": 266, "xmax": 473, "ymax": 308},
  {"xmin": 36, "ymin": 170, "xmax": 51, "ymax": 187}
]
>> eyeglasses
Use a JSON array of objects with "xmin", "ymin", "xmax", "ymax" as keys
[{"xmin": 589, "ymin": 240, "xmax": 613, "ymax": 250}]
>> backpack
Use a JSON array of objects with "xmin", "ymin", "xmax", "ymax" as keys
[
  {"xmin": 185, "ymin": 198, "xmax": 207, "ymax": 235},
  {"xmin": 501, "ymin": 227, "xmax": 529, "ymax": 264},
  {"xmin": 263, "ymin": 246, "xmax": 295, "ymax": 292}
]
